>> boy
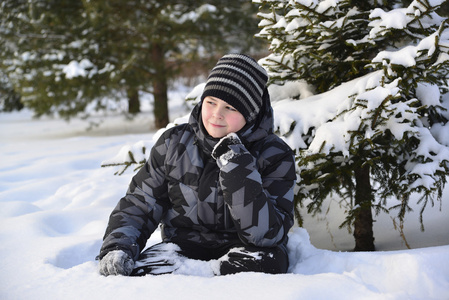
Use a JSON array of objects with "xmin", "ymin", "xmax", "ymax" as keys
[{"xmin": 98, "ymin": 54, "xmax": 296, "ymax": 276}]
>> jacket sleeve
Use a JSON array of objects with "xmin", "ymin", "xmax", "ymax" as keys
[
  {"xmin": 99, "ymin": 133, "xmax": 171, "ymax": 261},
  {"xmin": 218, "ymin": 137, "xmax": 296, "ymax": 247}
]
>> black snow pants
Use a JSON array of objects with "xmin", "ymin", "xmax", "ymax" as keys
[{"xmin": 130, "ymin": 240, "xmax": 289, "ymax": 276}]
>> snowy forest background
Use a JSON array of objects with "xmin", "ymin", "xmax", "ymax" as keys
[{"xmin": 1, "ymin": 1, "xmax": 449, "ymax": 299}]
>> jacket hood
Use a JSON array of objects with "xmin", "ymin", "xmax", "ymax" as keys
[{"xmin": 189, "ymin": 88, "xmax": 274, "ymax": 156}]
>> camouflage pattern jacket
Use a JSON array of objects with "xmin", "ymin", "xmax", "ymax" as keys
[{"xmin": 99, "ymin": 99, "xmax": 296, "ymax": 261}]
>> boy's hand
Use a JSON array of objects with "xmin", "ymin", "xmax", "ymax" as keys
[
  {"xmin": 98, "ymin": 250, "xmax": 134, "ymax": 276},
  {"xmin": 212, "ymin": 133, "xmax": 242, "ymax": 160}
]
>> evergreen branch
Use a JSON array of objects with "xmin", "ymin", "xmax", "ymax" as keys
[
  {"xmin": 370, "ymin": 94, "xmax": 393, "ymax": 130},
  {"xmin": 14, "ymin": 33, "xmax": 68, "ymax": 40}
]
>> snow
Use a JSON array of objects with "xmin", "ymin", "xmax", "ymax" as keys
[
  {"xmin": 416, "ymin": 82, "xmax": 441, "ymax": 107},
  {"xmin": 62, "ymin": 59, "xmax": 95, "ymax": 79},
  {"xmin": 1, "ymin": 84, "xmax": 449, "ymax": 299}
]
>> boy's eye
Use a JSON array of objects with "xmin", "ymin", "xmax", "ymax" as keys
[{"xmin": 227, "ymin": 106, "xmax": 237, "ymax": 111}]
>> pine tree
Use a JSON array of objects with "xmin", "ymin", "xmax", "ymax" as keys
[
  {"xmin": 1, "ymin": 0, "xmax": 114, "ymax": 119},
  {"xmin": 257, "ymin": 0, "xmax": 449, "ymax": 250}
]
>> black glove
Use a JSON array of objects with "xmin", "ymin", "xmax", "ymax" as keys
[
  {"xmin": 98, "ymin": 250, "xmax": 134, "ymax": 276},
  {"xmin": 212, "ymin": 133, "xmax": 243, "ymax": 160}
]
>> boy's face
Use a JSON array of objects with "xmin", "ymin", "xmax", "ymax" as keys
[{"xmin": 201, "ymin": 96, "xmax": 246, "ymax": 138}]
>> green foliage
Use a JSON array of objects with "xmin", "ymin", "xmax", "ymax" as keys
[
  {"xmin": 256, "ymin": 0, "xmax": 444, "ymax": 92},
  {"xmin": 1, "ymin": 0, "xmax": 115, "ymax": 119},
  {"xmin": 257, "ymin": 0, "xmax": 382, "ymax": 92}
]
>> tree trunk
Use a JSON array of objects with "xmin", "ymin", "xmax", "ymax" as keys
[
  {"xmin": 353, "ymin": 164, "xmax": 375, "ymax": 251},
  {"xmin": 127, "ymin": 87, "xmax": 140, "ymax": 114},
  {"xmin": 151, "ymin": 44, "xmax": 169, "ymax": 129}
]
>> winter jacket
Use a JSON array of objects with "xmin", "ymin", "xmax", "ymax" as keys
[{"xmin": 99, "ymin": 96, "xmax": 296, "ymax": 261}]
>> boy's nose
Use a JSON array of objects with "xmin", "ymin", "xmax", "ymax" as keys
[{"xmin": 213, "ymin": 107, "xmax": 224, "ymax": 119}]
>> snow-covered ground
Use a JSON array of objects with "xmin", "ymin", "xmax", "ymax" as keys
[{"xmin": 1, "ymin": 90, "xmax": 449, "ymax": 299}]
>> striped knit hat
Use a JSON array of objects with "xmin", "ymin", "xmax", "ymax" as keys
[{"xmin": 201, "ymin": 54, "xmax": 268, "ymax": 123}]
